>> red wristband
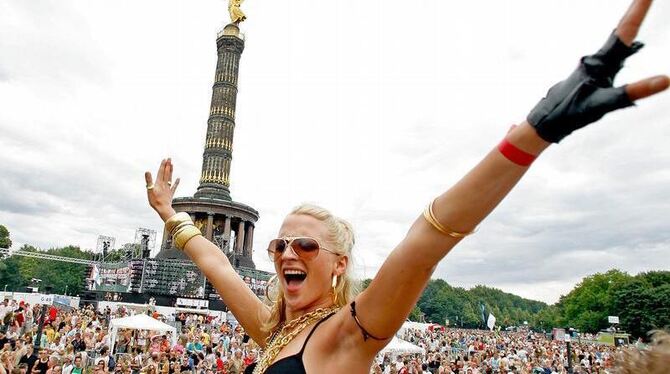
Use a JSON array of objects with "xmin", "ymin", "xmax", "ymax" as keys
[{"xmin": 497, "ymin": 138, "xmax": 536, "ymax": 166}]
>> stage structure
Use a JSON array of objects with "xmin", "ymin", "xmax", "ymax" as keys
[
  {"xmin": 156, "ymin": 22, "xmax": 259, "ymax": 270},
  {"xmin": 134, "ymin": 228, "xmax": 156, "ymax": 259},
  {"xmin": 96, "ymin": 235, "xmax": 115, "ymax": 262}
]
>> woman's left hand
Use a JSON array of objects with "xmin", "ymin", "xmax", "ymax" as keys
[{"xmin": 527, "ymin": 0, "xmax": 669, "ymax": 143}]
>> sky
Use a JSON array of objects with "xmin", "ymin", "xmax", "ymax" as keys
[{"xmin": 0, "ymin": 0, "xmax": 669, "ymax": 304}]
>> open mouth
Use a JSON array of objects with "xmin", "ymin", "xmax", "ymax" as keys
[{"xmin": 283, "ymin": 269, "xmax": 307, "ymax": 291}]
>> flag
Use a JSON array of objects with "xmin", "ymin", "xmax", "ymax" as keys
[{"xmin": 487, "ymin": 313, "xmax": 496, "ymax": 331}]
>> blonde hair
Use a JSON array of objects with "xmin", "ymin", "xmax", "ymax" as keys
[
  {"xmin": 260, "ymin": 203, "xmax": 359, "ymax": 335},
  {"xmin": 615, "ymin": 330, "xmax": 670, "ymax": 374}
]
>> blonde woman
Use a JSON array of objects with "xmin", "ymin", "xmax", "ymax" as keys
[
  {"xmin": 0, "ymin": 351, "xmax": 13, "ymax": 374},
  {"xmin": 146, "ymin": 1, "xmax": 668, "ymax": 373}
]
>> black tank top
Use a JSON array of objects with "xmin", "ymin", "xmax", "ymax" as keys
[{"xmin": 244, "ymin": 313, "xmax": 335, "ymax": 374}]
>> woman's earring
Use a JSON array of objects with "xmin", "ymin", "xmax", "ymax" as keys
[
  {"xmin": 331, "ymin": 274, "xmax": 338, "ymax": 304},
  {"xmin": 265, "ymin": 275, "xmax": 277, "ymax": 300}
]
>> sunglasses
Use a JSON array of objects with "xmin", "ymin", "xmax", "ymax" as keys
[{"xmin": 267, "ymin": 236, "xmax": 339, "ymax": 261}]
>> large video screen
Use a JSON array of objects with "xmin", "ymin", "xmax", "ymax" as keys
[
  {"xmin": 89, "ymin": 262, "xmax": 132, "ymax": 292},
  {"xmin": 140, "ymin": 259, "xmax": 206, "ymax": 298}
]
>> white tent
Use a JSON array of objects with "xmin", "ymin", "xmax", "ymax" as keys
[
  {"xmin": 401, "ymin": 321, "xmax": 432, "ymax": 331},
  {"xmin": 108, "ymin": 313, "xmax": 177, "ymax": 352},
  {"xmin": 380, "ymin": 336, "xmax": 425, "ymax": 355},
  {"xmin": 397, "ymin": 321, "xmax": 433, "ymax": 337}
]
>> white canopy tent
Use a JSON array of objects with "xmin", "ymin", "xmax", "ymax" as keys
[
  {"xmin": 380, "ymin": 336, "xmax": 425, "ymax": 355},
  {"xmin": 398, "ymin": 321, "xmax": 433, "ymax": 336},
  {"xmin": 108, "ymin": 313, "xmax": 177, "ymax": 353},
  {"xmin": 401, "ymin": 321, "xmax": 432, "ymax": 331}
]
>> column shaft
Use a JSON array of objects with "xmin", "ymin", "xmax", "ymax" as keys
[
  {"xmin": 235, "ymin": 221, "xmax": 246, "ymax": 255},
  {"xmin": 206, "ymin": 213, "xmax": 214, "ymax": 240},
  {"xmin": 224, "ymin": 216, "xmax": 231, "ymax": 239},
  {"xmin": 243, "ymin": 224, "xmax": 254, "ymax": 257}
]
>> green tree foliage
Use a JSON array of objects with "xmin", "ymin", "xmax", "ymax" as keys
[
  {"xmin": 612, "ymin": 271, "xmax": 670, "ymax": 339},
  {"xmin": 547, "ymin": 270, "xmax": 670, "ymax": 339},
  {"xmin": 416, "ymin": 280, "xmax": 547, "ymax": 329},
  {"xmin": 0, "ymin": 244, "xmax": 95, "ymax": 295},
  {"xmin": 554, "ymin": 269, "xmax": 632, "ymax": 333},
  {"xmin": 0, "ymin": 225, "xmax": 11, "ymax": 248},
  {"xmin": 0, "ymin": 256, "xmax": 23, "ymax": 291},
  {"xmin": 408, "ymin": 306, "xmax": 423, "ymax": 322},
  {"xmin": 533, "ymin": 305, "xmax": 561, "ymax": 332}
]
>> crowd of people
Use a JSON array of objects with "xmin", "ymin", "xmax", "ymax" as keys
[
  {"xmin": 0, "ymin": 297, "xmax": 667, "ymax": 374},
  {"xmin": 376, "ymin": 327, "xmax": 625, "ymax": 374},
  {"xmin": 0, "ymin": 298, "xmax": 259, "ymax": 374}
]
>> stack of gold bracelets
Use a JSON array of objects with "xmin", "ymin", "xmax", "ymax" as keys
[
  {"xmin": 422, "ymin": 199, "xmax": 476, "ymax": 238},
  {"xmin": 165, "ymin": 212, "xmax": 202, "ymax": 250}
]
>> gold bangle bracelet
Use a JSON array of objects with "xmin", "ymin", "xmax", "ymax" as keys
[
  {"xmin": 422, "ymin": 200, "xmax": 476, "ymax": 238},
  {"xmin": 171, "ymin": 221, "xmax": 195, "ymax": 237},
  {"xmin": 173, "ymin": 224, "xmax": 202, "ymax": 250},
  {"xmin": 165, "ymin": 212, "xmax": 193, "ymax": 235}
]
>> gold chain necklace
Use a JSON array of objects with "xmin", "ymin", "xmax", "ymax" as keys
[{"xmin": 253, "ymin": 307, "xmax": 339, "ymax": 374}]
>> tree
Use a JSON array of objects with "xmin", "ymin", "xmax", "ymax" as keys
[
  {"xmin": 613, "ymin": 274, "xmax": 670, "ymax": 340},
  {"xmin": 0, "ymin": 256, "xmax": 23, "ymax": 291},
  {"xmin": 0, "ymin": 225, "xmax": 11, "ymax": 249},
  {"xmin": 554, "ymin": 269, "xmax": 632, "ymax": 332},
  {"xmin": 408, "ymin": 306, "xmax": 423, "ymax": 322},
  {"xmin": 0, "ymin": 244, "xmax": 94, "ymax": 295},
  {"xmin": 415, "ymin": 280, "xmax": 547, "ymax": 328}
]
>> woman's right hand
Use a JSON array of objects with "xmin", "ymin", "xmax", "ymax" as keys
[{"xmin": 145, "ymin": 158, "xmax": 180, "ymax": 222}]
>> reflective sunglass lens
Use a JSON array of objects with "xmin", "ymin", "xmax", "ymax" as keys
[
  {"xmin": 268, "ymin": 237, "xmax": 324, "ymax": 261},
  {"xmin": 292, "ymin": 238, "xmax": 319, "ymax": 252},
  {"xmin": 267, "ymin": 239, "xmax": 285, "ymax": 260}
]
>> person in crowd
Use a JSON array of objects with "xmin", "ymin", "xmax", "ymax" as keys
[
  {"xmin": 17, "ymin": 346, "xmax": 36, "ymax": 374},
  {"xmin": 0, "ymin": 351, "xmax": 14, "ymax": 374},
  {"xmin": 226, "ymin": 350, "xmax": 244, "ymax": 374},
  {"xmin": 0, "ymin": 332, "xmax": 8, "ymax": 351},
  {"xmin": 145, "ymin": 1, "xmax": 668, "ymax": 373},
  {"xmin": 60, "ymin": 356, "xmax": 73, "ymax": 374},
  {"xmin": 30, "ymin": 350, "xmax": 49, "ymax": 374},
  {"xmin": 69, "ymin": 335, "xmax": 84, "ymax": 354},
  {"xmin": 69, "ymin": 356, "xmax": 82, "ymax": 374}
]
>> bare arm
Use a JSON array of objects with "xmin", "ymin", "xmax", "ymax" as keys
[
  {"xmin": 145, "ymin": 159, "xmax": 270, "ymax": 346},
  {"xmin": 340, "ymin": 0, "xmax": 669, "ymax": 355},
  {"xmin": 347, "ymin": 123, "xmax": 548, "ymax": 354}
]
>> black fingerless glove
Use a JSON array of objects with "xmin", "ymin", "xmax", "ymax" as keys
[{"xmin": 527, "ymin": 32, "xmax": 644, "ymax": 143}]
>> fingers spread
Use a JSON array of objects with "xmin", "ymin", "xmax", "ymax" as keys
[
  {"xmin": 625, "ymin": 75, "xmax": 670, "ymax": 101},
  {"xmin": 616, "ymin": 0, "xmax": 653, "ymax": 46}
]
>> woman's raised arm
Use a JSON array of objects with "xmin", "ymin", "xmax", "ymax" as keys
[
  {"xmin": 344, "ymin": 0, "xmax": 669, "ymax": 354},
  {"xmin": 145, "ymin": 159, "xmax": 270, "ymax": 346}
]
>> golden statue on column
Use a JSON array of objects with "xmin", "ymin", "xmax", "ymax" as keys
[{"xmin": 228, "ymin": 0, "xmax": 246, "ymax": 25}]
